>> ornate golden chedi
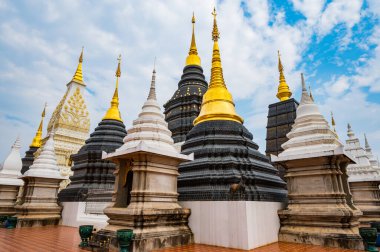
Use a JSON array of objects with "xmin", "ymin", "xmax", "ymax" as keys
[
  {"xmin": 193, "ymin": 8, "xmax": 243, "ymax": 125},
  {"xmin": 185, "ymin": 13, "xmax": 201, "ymax": 66},
  {"xmin": 276, "ymin": 51, "xmax": 292, "ymax": 101},
  {"xmin": 29, "ymin": 104, "xmax": 46, "ymax": 148},
  {"xmin": 39, "ymin": 48, "xmax": 90, "ymax": 189},
  {"xmin": 103, "ymin": 55, "xmax": 122, "ymax": 122}
]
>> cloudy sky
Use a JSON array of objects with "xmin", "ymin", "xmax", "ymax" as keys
[{"xmin": 0, "ymin": 0, "xmax": 379, "ymax": 161}]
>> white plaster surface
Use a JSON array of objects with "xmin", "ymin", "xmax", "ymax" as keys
[
  {"xmin": 179, "ymin": 201, "xmax": 284, "ymax": 250},
  {"xmin": 0, "ymin": 137, "xmax": 23, "ymax": 186},
  {"xmin": 61, "ymin": 202, "xmax": 108, "ymax": 229}
]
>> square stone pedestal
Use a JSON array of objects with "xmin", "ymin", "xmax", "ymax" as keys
[
  {"xmin": 0, "ymin": 184, "xmax": 21, "ymax": 215},
  {"xmin": 350, "ymin": 180, "xmax": 380, "ymax": 226},
  {"xmin": 15, "ymin": 177, "xmax": 62, "ymax": 227},
  {"xmin": 180, "ymin": 201, "xmax": 284, "ymax": 250}
]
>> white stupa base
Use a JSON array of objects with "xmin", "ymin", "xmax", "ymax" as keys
[
  {"xmin": 60, "ymin": 202, "xmax": 109, "ymax": 230},
  {"xmin": 179, "ymin": 201, "xmax": 284, "ymax": 250}
]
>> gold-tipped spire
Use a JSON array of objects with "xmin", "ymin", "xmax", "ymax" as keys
[
  {"xmin": 30, "ymin": 103, "xmax": 47, "ymax": 148},
  {"xmin": 276, "ymin": 50, "xmax": 292, "ymax": 101},
  {"xmin": 103, "ymin": 55, "xmax": 122, "ymax": 122},
  {"xmin": 71, "ymin": 47, "xmax": 85, "ymax": 85},
  {"xmin": 309, "ymin": 85, "xmax": 314, "ymax": 101},
  {"xmin": 185, "ymin": 12, "xmax": 201, "ymax": 66},
  {"xmin": 193, "ymin": 8, "xmax": 243, "ymax": 125}
]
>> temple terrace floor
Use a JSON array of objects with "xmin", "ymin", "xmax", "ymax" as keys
[{"xmin": 0, "ymin": 226, "xmax": 364, "ymax": 252}]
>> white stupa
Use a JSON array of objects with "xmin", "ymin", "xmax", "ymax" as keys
[
  {"xmin": 345, "ymin": 125, "xmax": 380, "ymax": 182},
  {"xmin": 271, "ymin": 73, "xmax": 363, "ymax": 250},
  {"xmin": 0, "ymin": 136, "xmax": 23, "ymax": 186},
  {"xmin": 102, "ymin": 67, "xmax": 193, "ymax": 252},
  {"xmin": 0, "ymin": 136, "xmax": 24, "ymax": 215},
  {"xmin": 16, "ymin": 132, "xmax": 65, "ymax": 227}
]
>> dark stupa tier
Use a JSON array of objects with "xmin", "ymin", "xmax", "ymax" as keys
[
  {"xmin": 58, "ymin": 119, "xmax": 127, "ymax": 202},
  {"xmin": 164, "ymin": 65, "xmax": 208, "ymax": 143},
  {"xmin": 265, "ymin": 98, "xmax": 298, "ymax": 158},
  {"xmin": 21, "ymin": 146, "xmax": 38, "ymax": 174},
  {"xmin": 178, "ymin": 120, "xmax": 287, "ymax": 202}
]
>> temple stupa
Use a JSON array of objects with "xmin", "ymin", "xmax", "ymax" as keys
[
  {"xmin": 0, "ymin": 137, "xmax": 23, "ymax": 215},
  {"xmin": 59, "ymin": 56, "xmax": 127, "ymax": 229},
  {"xmin": 101, "ymin": 66, "xmax": 193, "ymax": 251},
  {"xmin": 271, "ymin": 74, "xmax": 363, "ymax": 249},
  {"xmin": 16, "ymin": 131, "xmax": 65, "ymax": 227},
  {"xmin": 345, "ymin": 124, "xmax": 380, "ymax": 225},
  {"xmin": 37, "ymin": 48, "xmax": 90, "ymax": 189},
  {"xmin": 364, "ymin": 133, "xmax": 380, "ymax": 169},
  {"xmin": 164, "ymin": 13, "xmax": 208, "ymax": 148},
  {"xmin": 178, "ymin": 9, "xmax": 287, "ymax": 250},
  {"xmin": 265, "ymin": 51, "xmax": 298, "ymax": 178}
]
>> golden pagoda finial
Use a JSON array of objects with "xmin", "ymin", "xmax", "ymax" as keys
[
  {"xmin": 309, "ymin": 85, "xmax": 314, "ymax": 101},
  {"xmin": 72, "ymin": 47, "xmax": 85, "ymax": 85},
  {"xmin": 30, "ymin": 103, "xmax": 47, "ymax": 148},
  {"xmin": 193, "ymin": 7, "xmax": 243, "ymax": 125},
  {"xmin": 186, "ymin": 12, "xmax": 201, "ymax": 66},
  {"xmin": 103, "ymin": 55, "xmax": 122, "ymax": 122},
  {"xmin": 276, "ymin": 50, "xmax": 292, "ymax": 101}
]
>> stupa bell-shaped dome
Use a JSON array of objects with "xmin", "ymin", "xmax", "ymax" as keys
[
  {"xmin": 105, "ymin": 67, "xmax": 191, "ymax": 161},
  {"xmin": 24, "ymin": 132, "xmax": 64, "ymax": 179},
  {"xmin": 2, "ymin": 136, "xmax": 22, "ymax": 176}
]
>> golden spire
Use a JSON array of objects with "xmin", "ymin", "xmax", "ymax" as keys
[
  {"xmin": 276, "ymin": 50, "xmax": 292, "ymax": 101},
  {"xmin": 71, "ymin": 47, "xmax": 85, "ymax": 85},
  {"xmin": 193, "ymin": 7, "xmax": 243, "ymax": 125},
  {"xmin": 30, "ymin": 103, "xmax": 47, "ymax": 148},
  {"xmin": 103, "ymin": 55, "xmax": 122, "ymax": 122},
  {"xmin": 309, "ymin": 85, "xmax": 314, "ymax": 101},
  {"xmin": 186, "ymin": 12, "xmax": 201, "ymax": 66}
]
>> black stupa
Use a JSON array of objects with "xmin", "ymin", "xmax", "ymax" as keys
[
  {"xmin": 58, "ymin": 57, "xmax": 127, "ymax": 202},
  {"xmin": 265, "ymin": 52, "xmax": 299, "ymax": 178},
  {"xmin": 178, "ymin": 10, "xmax": 287, "ymax": 202},
  {"xmin": 21, "ymin": 105, "xmax": 46, "ymax": 174},
  {"xmin": 164, "ymin": 14, "xmax": 208, "ymax": 143}
]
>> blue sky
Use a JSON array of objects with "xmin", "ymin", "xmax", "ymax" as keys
[{"xmin": 0, "ymin": 0, "xmax": 379, "ymax": 162}]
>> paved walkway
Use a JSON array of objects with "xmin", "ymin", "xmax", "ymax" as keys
[{"xmin": 0, "ymin": 226, "xmax": 364, "ymax": 252}]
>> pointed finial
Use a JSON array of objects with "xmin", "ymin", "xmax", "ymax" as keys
[
  {"xmin": 72, "ymin": 47, "xmax": 85, "ymax": 85},
  {"xmin": 148, "ymin": 60, "xmax": 157, "ymax": 100},
  {"xmin": 309, "ymin": 85, "xmax": 314, "ymax": 101},
  {"xmin": 30, "ymin": 103, "xmax": 47, "ymax": 148},
  {"xmin": 300, "ymin": 73, "xmax": 313, "ymax": 105},
  {"xmin": 364, "ymin": 133, "xmax": 369, "ymax": 147},
  {"xmin": 103, "ymin": 55, "xmax": 122, "ymax": 121},
  {"xmin": 212, "ymin": 7, "xmax": 220, "ymax": 42},
  {"xmin": 347, "ymin": 123, "xmax": 354, "ymax": 139},
  {"xmin": 13, "ymin": 135, "xmax": 21, "ymax": 150},
  {"xmin": 276, "ymin": 50, "xmax": 292, "ymax": 101},
  {"xmin": 186, "ymin": 12, "xmax": 201, "ymax": 66}
]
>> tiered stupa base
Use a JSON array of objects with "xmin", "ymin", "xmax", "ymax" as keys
[
  {"xmin": 350, "ymin": 180, "xmax": 380, "ymax": 226},
  {"xmin": 276, "ymin": 157, "xmax": 364, "ymax": 250},
  {"xmin": 0, "ymin": 184, "xmax": 20, "ymax": 215},
  {"xmin": 15, "ymin": 177, "xmax": 62, "ymax": 227},
  {"xmin": 98, "ymin": 205, "xmax": 193, "ymax": 252}
]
